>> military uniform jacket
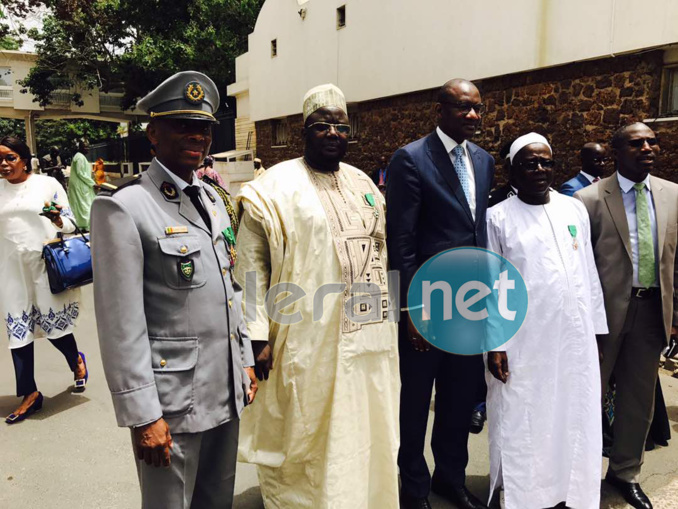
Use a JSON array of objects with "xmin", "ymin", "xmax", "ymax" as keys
[{"xmin": 91, "ymin": 160, "xmax": 254, "ymax": 434}]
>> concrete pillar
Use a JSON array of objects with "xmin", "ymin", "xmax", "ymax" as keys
[{"xmin": 24, "ymin": 114, "xmax": 37, "ymax": 154}]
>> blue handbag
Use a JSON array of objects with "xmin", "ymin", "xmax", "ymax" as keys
[{"xmin": 42, "ymin": 220, "xmax": 93, "ymax": 294}]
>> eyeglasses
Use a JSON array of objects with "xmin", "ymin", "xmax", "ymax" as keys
[
  {"xmin": 627, "ymin": 137, "xmax": 659, "ymax": 148},
  {"xmin": 306, "ymin": 122, "xmax": 351, "ymax": 135},
  {"xmin": 0, "ymin": 153, "xmax": 20, "ymax": 163},
  {"xmin": 515, "ymin": 158, "xmax": 556, "ymax": 171},
  {"xmin": 439, "ymin": 101, "xmax": 486, "ymax": 115}
]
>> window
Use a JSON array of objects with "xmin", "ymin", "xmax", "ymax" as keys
[
  {"xmin": 662, "ymin": 67, "xmax": 678, "ymax": 115},
  {"xmin": 348, "ymin": 110, "xmax": 360, "ymax": 142},
  {"xmin": 272, "ymin": 118, "xmax": 289, "ymax": 147},
  {"xmin": 271, "ymin": 39, "xmax": 277, "ymax": 58},
  {"xmin": 0, "ymin": 67, "xmax": 12, "ymax": 87},
  {"xmin": 337, "ymin": 6, "xmax": 346, "ymax": 29}
]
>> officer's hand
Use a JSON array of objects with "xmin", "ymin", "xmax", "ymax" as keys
[
  {"xmin": 133, "ymin": 418, "xmax": 173, "ymax": 468},
  {"xmin": 407, "ymin": 314, "xmax": 430, "ymax": 352},
  {"xmin": 252, "ymin": 341, "xmax": 273, "ymax": 381},
  {"xmin": 245, "ymin": 367, "xmax": 258, "ymax": 404},
  {"xmin": 488, "ymin": 351, "xmax": 510, "ymax": 383}
]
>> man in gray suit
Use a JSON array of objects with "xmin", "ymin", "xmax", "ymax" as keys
[
  {"xmin": 576, "ymin": 122, "xmax": 678, "ymax": 509},
  {"xmin": 91, "ymin": 71, "xmax": 257, "ymax": 509}
]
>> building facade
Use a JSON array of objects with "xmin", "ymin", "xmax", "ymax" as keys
[{"xmin": 228, "ymin": 0, "xmax": 678, "ymax": 184}]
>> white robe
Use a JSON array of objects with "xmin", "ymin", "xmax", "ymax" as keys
[
  {"xmin": 485, "ymin": 191, "xmax": 608, "ymax": 509},
  {"xmin": 235, "ymin": 158, "xmax": 400, "ymax": 509},
  {"xmin": 0, "ymin": 175, "xmax": 79, "ymax": 349}
]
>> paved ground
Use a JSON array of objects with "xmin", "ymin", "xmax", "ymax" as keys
[{"xmin": 1, "ymin": 285, "xmax": 677, "ymax": 508}]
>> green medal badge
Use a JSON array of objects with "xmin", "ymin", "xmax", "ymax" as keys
[
  {"xmin": 222, "ymin": 227, "xmax": 237, "ymax": 268},
  {"xmin": 568, "ymin": 225, "xmax": 578, "ymax": 250},
  {"xmin": 179, "ymin": 259, "xmax": 194, "ymax": 281},
  {"xmin": 364, "ymin": 193, "xmax": 379, "ymax": 218}
]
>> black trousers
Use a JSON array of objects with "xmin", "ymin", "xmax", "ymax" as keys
[
  {"xmin": 398, "ymin": 329, "xmax": 485, "ymax": 498},
  {"xmin": 11, "ymin": 334, "xmax": 79, "ymax": 397}
]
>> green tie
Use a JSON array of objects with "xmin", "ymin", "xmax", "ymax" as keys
[{"xmin": 633, "ymin": 182, "xmax": 655, "ymax": 288}]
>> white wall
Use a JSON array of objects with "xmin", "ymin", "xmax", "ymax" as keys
[{"xmin": 239, "ymin": 0, "xmax": 678, "ymax": 122}]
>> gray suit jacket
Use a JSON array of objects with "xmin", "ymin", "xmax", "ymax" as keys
[
  {"xmin": 91, "ymin": 160, "xmax": 254, "ymax": 434},
  {"xmin": 576, "ymin": 173, "xmax": 678, "ymax": 345}
]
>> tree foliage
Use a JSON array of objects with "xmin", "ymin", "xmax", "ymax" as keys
[
  {"xmin": 0, "ymin": 117, "xmax": 118, "ymax": 157},
  {"xmin": 1, "ymin": 0, "xmax": 264, "ymax": 109}
]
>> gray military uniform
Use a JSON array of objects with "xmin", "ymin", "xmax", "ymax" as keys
[{"xmin": 91, "ymin": 159, "xmax": 254, "ymax": 508}]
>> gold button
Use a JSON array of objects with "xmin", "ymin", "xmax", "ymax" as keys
[
  {"xmin": 213, "ymin": 240, "xmax": 218, "ymax": 245},
  {"xmin": 228, "ymin": 300, "xmax": 233, "ymax": 308},
  {"xmin": 222, "ymin": 267, "xmax": 227, "ymax": 276},
  {"xmin": 180, "ymin": 245, "xmax": 188, "ymax": 254},
  {"xmin": 230, "ymin": 333, "xmax": 235, "ymax": 340},
  {"xmin": 160, "ymin": 359, "xmax": 167, "ymax": 367},
  {"xmin": 212, "ymin": 210, "xmax": 217, "ymax": 216}
]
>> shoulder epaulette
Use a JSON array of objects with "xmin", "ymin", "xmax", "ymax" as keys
[{"xmin": 97, "ymin": 174, "xmax": 142, "ymax": 194}]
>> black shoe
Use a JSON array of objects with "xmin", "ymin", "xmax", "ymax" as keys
[
  {"xmin": 605, "ymin": 473, "xmax": 653, "ymax": 509},
  {"xmin": 470, "ymin": 408, "xmax": 486, "ymax": 434},
  {"xmin": 431, "ymin": 480, "xmax": 489, "ymax": 509},
  {"xmin": 400, "ymin": 491, "xmax": 432, "ymax": 509}
]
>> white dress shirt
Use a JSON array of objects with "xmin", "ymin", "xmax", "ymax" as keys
[
  {"xmin": 580, "ymin": 171, "xmax": 597, "ymax": 183},
  {"xmin": 436, "ymin": 126, "xmax": 476, "ymax": 220},
  {"xmin": 617, "ymin": 172, "xmax": 659, "ymax": 288}
]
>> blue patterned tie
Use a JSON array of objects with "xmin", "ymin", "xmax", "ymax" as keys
[{"xmin": 453, "ymin": 145, "xmax": 472, "ymax": 204}]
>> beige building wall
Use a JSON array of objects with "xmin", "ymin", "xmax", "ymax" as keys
[{"xmin": 230, "ymin": 0, "xmax": 678, "ymax": 122}]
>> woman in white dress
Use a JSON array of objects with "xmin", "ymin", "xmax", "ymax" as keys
[{"xmin": 0, "ymin": 136, "xmax": 88, "ymax": 424}]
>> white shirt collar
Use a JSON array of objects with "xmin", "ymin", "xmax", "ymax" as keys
[
  {"xmin": 617, "ymin": 171, "xmax": 651, "ymax": 194},
  {"xmin": 155, "ymin": 157, "xmax": 198, "ymax": 191},
  {"xmin": 580, "ymin": 171, "xmax": 596, "ymax": 183},
  {"xmin": 436, "ymin": 126, "xmax": 468, "ymax": 154}
]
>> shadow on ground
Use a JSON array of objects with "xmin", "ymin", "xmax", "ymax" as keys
[
  {"xmin": 234, "ymin": 486, "xmax": 264, "ymax": 508},
  {"xmin": 0, "ymin": 388, "xmax": 89, "ymax": 421}
]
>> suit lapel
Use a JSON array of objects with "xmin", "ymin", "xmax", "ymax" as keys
[
  {"xmin": 426, "ymin": 133, "xmax": 474, "ymax": 224},
  {"xmin": 650, "ymin": 176, "xmax": 668, "ymax": 261},
  {"xmin": 469, "ymin": 142, "xmax": 489, "ymax": 225},
  {"xmin": 577, "ymin": 173, "xmax": 590, "ymax": 188},
  {"xmin": 603, "ymin": 174, "xmax": 632, "ymax": 261},
  {"xmin": 199, "ymin": 184, "xmax": 222, "ymax": 242},
  {"xmin": 147, "ymin": 160, "xmax": 211, "ymax": 235}
]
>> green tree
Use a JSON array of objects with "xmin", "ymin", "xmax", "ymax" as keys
[
  {"xmin": 0, "ymin": 118, "xmax": 26, "ymax": 138},
  {"xmin": 33, "ymin": 119, "xmax": 119, "ymax": 157},
  {"xmin": 0, "ymin": 7, "xmax": 22, "ymax": 50},
  {"xmin": 2, "ymin": 0, "xmax": 264, "ymax": 109}
]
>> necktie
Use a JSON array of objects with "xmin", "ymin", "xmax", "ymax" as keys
[
  {"xmin": 452, "ymin": 145, "xmax": 472, "ymax": 205},
  {"xmin": 184, "ymin": 185, "xmax": 212, "ymax": 232},
  {"xmin": 633, "ymin": 182, "xmax": 655, "ymax": 288},
  {"xmin": 593, "ymin": 177, "xmax": 600, "ymax": 183}
]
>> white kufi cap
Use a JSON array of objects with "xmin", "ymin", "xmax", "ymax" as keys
[
  {"xmin": 303, "ymin": 84, "xmax": 347, "ymax": 122},
  {"xmin": 509, "ymin": 133, "xmax": 552, "ymax": 163}
]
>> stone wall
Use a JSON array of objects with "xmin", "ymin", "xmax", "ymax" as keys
[{"xmin": 256, "ymin": 50, "xmax": 678, "ymax": 187}]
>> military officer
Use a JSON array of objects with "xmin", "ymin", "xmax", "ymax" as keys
[{"xmin": 91, "ymin": 71, "xmax": 257, "ymax": 509}]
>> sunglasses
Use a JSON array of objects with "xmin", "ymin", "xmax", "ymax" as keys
[
  {"xmin": 439, "ymin": 101, "xmax": 486, "ymax": 115},
  {"xmin": 0, "ymin": 153, "xmax": 20, "ymax": 163},
  {"xmin": 515, "ymin": 158, "xmax": 556, "ymax": 171},
  {"xmin": 627, "ymin": 137, "xmax": 659, "ymax": 148},
  {"xmin": 306, "ymin": 122, "xmax": 351, "ymax": 136}
]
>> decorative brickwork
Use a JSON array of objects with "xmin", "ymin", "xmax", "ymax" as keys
[{"xmin": 256, "ymin": 50, "xmax": 678, "ymax": 187}]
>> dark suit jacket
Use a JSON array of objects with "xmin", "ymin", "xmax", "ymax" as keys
[
  {"xmin": 559, "ymin": 172, "xmax": 591, "ymax": 197},
  {"xmin": 386, "ymin": 131, "xmax": 495, "ymax": 305}
]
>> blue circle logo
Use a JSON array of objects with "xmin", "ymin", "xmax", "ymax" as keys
[{"xmin": 407, "ymin": 247, "xmax": 528, "ymax": 355}]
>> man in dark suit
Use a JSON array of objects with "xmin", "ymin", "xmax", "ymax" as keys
[
  {"xmin": 387, "ymin": 79, "xmax": 495, "ymax": 509},
  {"xmin": 560, "ymin": 142, "xmax": 608, "ymax": 196}
]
